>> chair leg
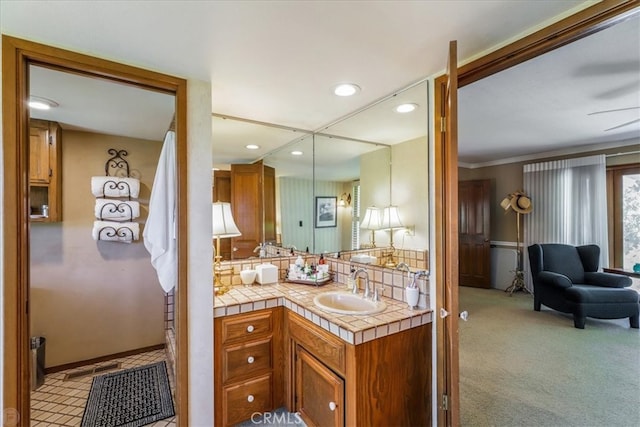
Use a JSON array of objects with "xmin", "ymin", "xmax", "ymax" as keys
[
  {"xmin": 573, "ymin": 315, "xmax": 585, "ymax": 329},
  {"xmin": 534, "ymin": 297, "xmax": 541, "ymax": 312},
  {"xmin": 630, "ymin": 314, "xmax": 639, "ymax": 329}
]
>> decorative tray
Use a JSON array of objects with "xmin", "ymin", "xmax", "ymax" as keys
[{"xmin": 285, "ymin": 273, "xmax": 333, "ymax": 286}]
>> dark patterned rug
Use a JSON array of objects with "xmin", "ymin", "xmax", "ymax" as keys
[{"xmin": 81, "ymin": 361, "xmax": 174, "ymax": 427}]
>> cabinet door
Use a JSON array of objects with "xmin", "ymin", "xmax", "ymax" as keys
[
  {"xmin": 29, "ymin": 125, "xmax": 51, "ymax": 184},
  {"xmin": 295, "ymin": 346, "xmax": 344, "ymax": 427}
]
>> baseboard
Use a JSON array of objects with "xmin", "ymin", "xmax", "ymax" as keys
[{"xmin": 45, "ymin": 343, "xmax": 165, "ymax": 374}]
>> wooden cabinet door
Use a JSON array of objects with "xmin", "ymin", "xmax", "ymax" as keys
[
  {"xmin": 295, "ymin": 346, "xmax": 344, "ymax": 427},
  {"xmin": 231, "ymin": 163, "xmax": 263, "ymax": 258},
  {"xmin": 29, "ymin": 124, "xmax": 50, "ymax": 184}
]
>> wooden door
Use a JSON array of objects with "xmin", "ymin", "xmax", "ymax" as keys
[
  {"xmin": 458, "ymin": 179, "xmax": 491, "ymax": 288},
  {"xmin": 434, "ymin": 40, "xmax": 460, "ymax": 426},
  {"xmin": 295, "ymin": 346, "xmax": 344, "ymax": 427}
]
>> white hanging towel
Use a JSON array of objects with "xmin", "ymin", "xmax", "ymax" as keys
[
  {"xmin": 143, "ymin": 130, "xmax": 177, "ymax": 293},
  {"xmin": 91, "ymin": 176, "xmax": 140, "ymax": 198}
]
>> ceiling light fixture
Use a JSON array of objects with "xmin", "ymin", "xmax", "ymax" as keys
[
  {"xmin": 28, "ymin": 96, "xmax": 58, "ymax": 110},
  {"xmin": 291, "ymin": 150, "xmax": 303, "ymax": 156},
  {"xmin": 333, "ymin": 83, "xmax": 360, "ymax": 97},
  {"xmin": 395, "ymin": 103, "xmax": 418, "ymax": 113},
  {"xmin": 245, "ymin": 144, "xmax": 260, "ymax": 150}
]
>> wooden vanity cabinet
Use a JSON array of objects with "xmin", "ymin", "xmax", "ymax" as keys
[
  {"xmin": 285, "ymin": 310, "xmax": 432, "ymax": 427},
  {"xmin": 214, "ymin": 307, "xmax": 284, "ymax": 427},
  {"xmin": 29, "ymin": 119, "xmax": 62, "ymax": 222}
]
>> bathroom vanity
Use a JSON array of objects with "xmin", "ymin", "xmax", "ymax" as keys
[{"xmin": 213, "ymin": 283, "xmax": 432, "ymax": 426}]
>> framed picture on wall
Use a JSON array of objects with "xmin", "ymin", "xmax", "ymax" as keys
[{"xmin": 315, "ymin": 196, "xmax": 337, "ymax": 228}]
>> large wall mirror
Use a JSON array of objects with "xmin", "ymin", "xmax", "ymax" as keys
[{"xmin": 212, "ymin": 79, "xmax": 429, "ymax": 262}]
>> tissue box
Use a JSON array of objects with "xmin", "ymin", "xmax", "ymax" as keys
[{"xmin": 256, "ymin": 263, "xmax": 278, "ymax": 285}]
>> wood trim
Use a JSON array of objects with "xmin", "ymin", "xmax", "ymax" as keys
[
  {"xmin": 458, "ymin": 0, "xmax": 640, "ymax": 86},
  {"xmin": 435, "ymin": 2, "xmax": 640, "ymax": 426},
  {"xmin": 44, "ymin": 344, "xmax": 166, "ymax": 374},
  {"xmin": 2, "ymin": 35, "xmax": 189, "ymax": 426}
]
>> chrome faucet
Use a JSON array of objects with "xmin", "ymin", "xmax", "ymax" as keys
[
  {"xmin": 395, "ymin": 262, "xmax": 411, "ymax": 275},
  {"xmin": 351, "ymin": 268, "xmax": 375, "ymax": 300},
  {"xmin": 409, "ymin": 270, "xmax": 430, "ymax": 289}
]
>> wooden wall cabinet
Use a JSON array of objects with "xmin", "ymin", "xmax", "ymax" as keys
[
  {"xmin": 230, "ymin": 161, "xmax": 276, "ymax": 259},
  {"xmin": 29, "ymin": 119, "xmax": 62, "ymax": 222},
  {"xmin": 214, "ymin": 307, "xmax": 284, "ymax": 427}
]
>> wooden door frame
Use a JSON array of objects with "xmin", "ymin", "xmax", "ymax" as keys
[
  {"xmin": 2, "ymin": 35, "xmax": 190, "ymax": 425},
  {"xmin": 433, "ymin": 1, "xmax": 639, "ymax": 425}
]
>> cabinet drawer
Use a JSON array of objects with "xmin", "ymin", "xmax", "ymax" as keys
[
  {"xmin": 287, "ymin": 311, "xmax": 346, "ymax": 375},
  {"xmin": 220, "ymin": 309, "xmax": 273, "ymax": 344},
  {"xmin": 223, "ymin": 373, "xmax": 272, "ymax": 426},
  {"xmin": 222, "ymin": 337, "xmax": 272, "ymax": 384}
]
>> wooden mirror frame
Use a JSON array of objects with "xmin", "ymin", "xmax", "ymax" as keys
[{"xmin": 2, "ymin": 35, "xmax": 189, "ymax": 425}]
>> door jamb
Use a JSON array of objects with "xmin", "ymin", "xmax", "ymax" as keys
[
  {"xmin": 2, "ymin": 35, "xmax": 190, "ymax": 426},
  {"xmin": 433, "ymin": 1, "xmax": 639, "ymax": 425}
]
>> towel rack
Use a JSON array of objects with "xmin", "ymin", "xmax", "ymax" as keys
[
  {"xmin": 97, "ymin": 225, "xmax": 135, "ymax": 242},
  {"xmin": 105, "ymin": 148, "xmax": 130, "ymax": 177},
  {"xmin": 101, "ymin": 180, "xmax": 133, "ymax": 201},
  {"xmin": 98, "ymin": 201, "xmax": 134, "ymax": 221}
]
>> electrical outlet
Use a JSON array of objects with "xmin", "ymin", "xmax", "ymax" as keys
[{"xmin": 404, "ymin": 226, "xmax": 415, "ymax": 236}]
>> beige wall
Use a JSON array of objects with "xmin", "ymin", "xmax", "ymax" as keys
[
  {"xmin": 30, "ymin": 130, "xmax": 165, "ymax": 368},
  {"xmin": 459, "ymin": 142, "xmax": 640, "ymax": 243}
]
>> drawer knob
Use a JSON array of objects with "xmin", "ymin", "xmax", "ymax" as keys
[
  {"xmin": 246, "ymin": 325, "xmax": 255, "ymax": 333},
  {"xmin": 329, "ymin": 401, "xmax": 337, "ymax": 411},
  {"xmin": 247, "ymin": 356, "xmax": 255, "ymax": 364},
  {"xmin": 247, "ymin": 394, "xmax": 255, "ymax": 403}
]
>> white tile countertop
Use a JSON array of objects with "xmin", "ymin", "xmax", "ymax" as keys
[{"xmin": 214, "ymin": 282, "xmax": 432, "ymax": 345}]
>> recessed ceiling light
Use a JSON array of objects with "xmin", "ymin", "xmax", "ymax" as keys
[
  {"xmin": 291, "ymin": 150, "xmax": 303, "ymax": 156},
  {"xmin": 395, "ymin": 103, "xmax": 418, "ymax": 113},
  {"xmin": 246, "ymin": 144, "xmax": 260, "ymax": 150},
  {"xmin": 334, "ymin": 83, "xmax": 360, "ymax": 97},
  {"xmin": 28, "ymin": 96, "xmax": 58, "ymax": 110}
]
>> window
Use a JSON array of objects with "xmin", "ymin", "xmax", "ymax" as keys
[
  {"xmin": 607, "ymin": 164, "xmax": 640, "ymax": 269},
  {"xmin": 351, "ymin": 183, "xmax": 361, "ymax": 250}
]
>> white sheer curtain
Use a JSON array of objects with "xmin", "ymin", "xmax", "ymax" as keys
[{"xmin": 523, "ymin": 154, "xmax": 608, "ymax": 291}]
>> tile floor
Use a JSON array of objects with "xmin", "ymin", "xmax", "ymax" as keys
[{"xmin": 30, "ymin": 349, "xmax": 176, "ymax": 427}]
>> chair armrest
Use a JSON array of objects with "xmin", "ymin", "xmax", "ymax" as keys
[
  {"xmin": 538, "ymin": 271, "xmax": 573, "ymax": 289},
  {"xmin": 584, "ymin": 272, "xmax": 632, "ymax": 288}
]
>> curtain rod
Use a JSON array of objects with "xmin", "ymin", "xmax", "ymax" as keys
[{"xmin": 606, "ymin": 150, "xmax": 640, "ymax": 158}]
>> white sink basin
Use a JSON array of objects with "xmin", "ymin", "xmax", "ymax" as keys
[{"xmin": 313, "ymin": 291, "xmax": 387, "ymax": 315}]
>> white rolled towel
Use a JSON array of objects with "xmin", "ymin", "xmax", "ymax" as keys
[
  {"xmin": 94, "ymin": 199, "xmax": 140, "ymax": 221},
  {"xmin": 92, "ymin": 221, "xmax": 140, "ymax": 243},
  {"xmin": 91, "ymin": 176, "xmax": 140, "ymax": 199}
]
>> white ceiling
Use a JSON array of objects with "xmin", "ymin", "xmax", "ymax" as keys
[{"xmin": 2, "ymin": 1, "xmax": 639, "ymax": 169}]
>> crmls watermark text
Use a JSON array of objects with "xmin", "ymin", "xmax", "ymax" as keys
[{"xmin": 250, "ymin": 411, "xmax": 304, "ymax": 425}]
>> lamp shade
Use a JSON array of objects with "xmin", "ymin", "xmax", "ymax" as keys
[
  {"xmin": 382, "ymin": 205, "xmax": 403, "ymax": 229},
  {"xmin": 212, "ymin": 202, "xmax": 241, "ymax": 238},
  {"xmin": 360, "ymin": 206, "xmax": 382, "ymax": 230}
]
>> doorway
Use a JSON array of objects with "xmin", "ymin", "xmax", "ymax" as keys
[{"xmin": 2, "ymin": 36, "xmax": 189, "ymax": 424}]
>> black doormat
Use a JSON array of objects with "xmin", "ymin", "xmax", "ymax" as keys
[{"xmin": 81, "ymin": 361, "xmax": 174, "ymax": 427}]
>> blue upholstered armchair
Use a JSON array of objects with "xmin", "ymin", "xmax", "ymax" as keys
[{"xmin": 528, "ymin": 243, "xmax": 639, "ymax": 329}]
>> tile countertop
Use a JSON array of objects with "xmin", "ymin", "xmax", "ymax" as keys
[{"xmin": 214, "ymin": 282, "xmax": 433, "ymax": 346}]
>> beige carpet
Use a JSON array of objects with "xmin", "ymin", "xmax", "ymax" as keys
[{"xmin": 459, "ymin": 286, "xmax": 640, "ymax": 427}]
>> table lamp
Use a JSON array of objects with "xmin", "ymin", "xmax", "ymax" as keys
[
  {"xmin": 360, "ymin": 206, "xmax": 382, "ymax": 247},
  {"xmin": 212, "ymin": 201, "xmax": 241, "ymax": 296}
]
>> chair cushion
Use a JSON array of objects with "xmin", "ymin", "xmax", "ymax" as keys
[
  {"xmin": 565, "ymin": 285, "xmax": 640, "ymax": 304},
  {"xmin": 542, "ymin": 244, "xmax": 585, "ymax": 283}
]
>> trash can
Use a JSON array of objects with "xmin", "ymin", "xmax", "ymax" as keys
[{"xmin": 30, "ymin": 336, "xmax": 46, "ymax": 390}]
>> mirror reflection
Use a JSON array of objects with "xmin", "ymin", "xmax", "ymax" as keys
[{"xmin": 211, "ymin": 79, "xmax": 429, "ymax": 268}]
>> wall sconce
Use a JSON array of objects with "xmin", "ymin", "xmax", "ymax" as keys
[
  {"xmin": 360, "ymin": 206, "xmax": 382, "ymax": 247},
  {"xmin": 338, "ymin": 192, "xmax": 351, "ymax": 207},
  {"xmin": 212, "ymin": 201, "xmax": 241, "ymax": 296}
]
